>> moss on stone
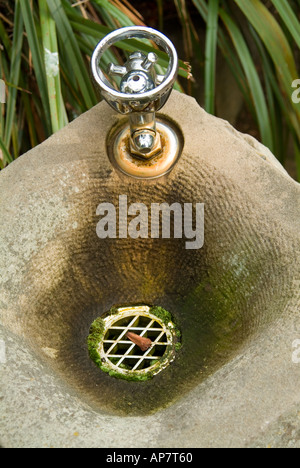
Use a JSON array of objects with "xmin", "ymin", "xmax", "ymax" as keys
[
  {"xmin": 149, "ymin": 306, "xmax": 172, "ymax": 325},
  {"xmin": 150, "ymin": 305, "xmax": 182, "ymax": 347},
  {"xmin": 87, "ymin": 317, "xmax": 105, "ymax": 368},
  {"xmin": 175, "ymin": 342, "xmax": 182, "ymax": 351}
]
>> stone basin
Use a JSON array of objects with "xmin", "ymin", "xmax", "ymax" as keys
[{"xmin": 0, "ymin": 91, "xmax": 299, "ymax": 448}]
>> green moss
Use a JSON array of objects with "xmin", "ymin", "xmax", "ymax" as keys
[
  {"xmin": 101, "ymin": 364, "xmax": 151, "ymax": 382},
  {"xmin": 108, "ymin": 306, "xmax": 120, "ymax": 316},
  {"xmin": 87, "ymin": 317, "xmax": 105, "ymax": 368},
  {"xmin": 150, "ymin": 305, "xmax": 182, "ymax": 347},
  {"xmin": 149, "ymin": 306, "xmax": 172, "ymax": 325},
  {"xmin": 111, "ymin": 371, "xmax": 149, "ymax": 382},
  {"xmin": 88, "ymin": 317, "xmax": 105, "ymax": 337},
  {"xmin": 175, "ymin": 342, "xmax": 182, "ymax": 351}
]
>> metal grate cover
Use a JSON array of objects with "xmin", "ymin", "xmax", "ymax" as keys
[{"xmin": 88, "ymin": 305, "xmax": 181, "ymax": 381}]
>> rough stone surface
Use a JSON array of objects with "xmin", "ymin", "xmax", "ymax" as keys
[{"xmin": 0, "ymin": 91, "xmax": 300, "ymax": 448}]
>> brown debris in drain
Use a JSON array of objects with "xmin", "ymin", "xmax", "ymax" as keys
[{"xmin": 126, "ymin": 332, "xmax": 152, "ymax": 351}]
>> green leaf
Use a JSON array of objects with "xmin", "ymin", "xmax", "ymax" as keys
[
  {"xmin": 204, "ymin": 0, "xmax": 219, "ymax": 114},
  {"xmin": 67, "ymin": 14, "xmax": 191, "ymax": 79},
  {"xmin": 93, "ymin": 0, "xmax": 136, "ymax": 27},
  {"xmin": 0, "ymin": 136, "xmax": 12, "ymax": 165},
  {"xmin": 156, "ymin": 0, "xmax": 164, "ymax": 31},
  {"xmin": 21, "ymin": 85, "xmax": 39, "ymax": 149},
  {"xmin": 20, "ymin": 0, "xmax": 52, "ymax": 135},
  {"xmin": 0, "ymin": 18, "xmax": 11, "ymax": 56},
  {"xmin": 192, "ymin": 0, "xmax": 255, "ymax": 115},
  {"xmin": 271, "ymin": 0, "xmax": 300, "ymax": 50},
  {"xmin": 192, "ymin": 0, "xmax": 208, "ymax": 19},
  {"xmin": 233, "ymin": 0, "xmax": 300, "ymax": 125},
  {"xmin": 39, "ymin": 0, "xmax": 68, "ymax": 133},
  {"xmin": 46, "ymin": 0, "xmax": 97, "ymax": 110},
  {"xmin": 4, "ymin": 0, "xmax": 23, "ymax": 150},
  {"xmin": 250, "ymin": 25, "xmax": 296, "ymax": 164},
  {"xmin": 219, "ymin": 8, "xmax": 274, "ymax": 151}
]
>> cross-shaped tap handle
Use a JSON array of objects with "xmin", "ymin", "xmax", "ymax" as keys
[{"xmin": 91, "ymin": 27, "xmax": 178, "ymax": 158}]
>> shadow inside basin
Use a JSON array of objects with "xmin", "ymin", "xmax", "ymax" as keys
[{"xmin": 15, "ymin": 168, "xmax": 291, "ymax": 416}]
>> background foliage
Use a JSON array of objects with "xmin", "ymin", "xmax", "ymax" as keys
[{"xmin": 0, "ymin": 0, "xmax": 299, "ymax": 179}]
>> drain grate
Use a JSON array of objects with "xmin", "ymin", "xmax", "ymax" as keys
[{"xmin": 88, "ymin": 305, "xmax": 181, "ymax": 381}]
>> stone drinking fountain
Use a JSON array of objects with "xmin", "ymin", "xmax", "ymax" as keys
[{"xmin": 0, "ymin": 27, "xmax": 299, "ymax": 448}]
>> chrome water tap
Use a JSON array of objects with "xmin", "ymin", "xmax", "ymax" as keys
[
  {"xmin": 91, "ymin": 26, "xmax": 179, "ymax": 161},
  {"xmin": 108, "ymin": 49, "xmax": 162, "ymax": 157}
]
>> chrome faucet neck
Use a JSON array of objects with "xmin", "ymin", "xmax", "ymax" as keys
[{"xmin": 91, "ymin": 26, "xmax": 178, "ymax": 160}]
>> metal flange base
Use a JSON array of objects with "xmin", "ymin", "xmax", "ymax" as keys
[{"xmin": 107, "ymin": 117, "xmax": 183, "ymax": 179}]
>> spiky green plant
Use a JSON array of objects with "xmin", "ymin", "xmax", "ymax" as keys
[
  {"xmin": 189, "ymin": 0, "xmax": 300, "ymax": 179},
  {"xmin": 0, "ymin": 0, "xmax": 299, "ymax": 180},
  {"xmin": 0, "ymin": 0, "xmax": 189, "ymax": 169}
]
